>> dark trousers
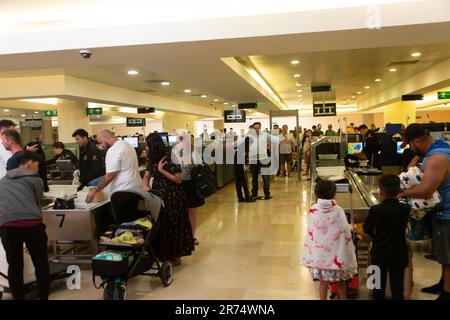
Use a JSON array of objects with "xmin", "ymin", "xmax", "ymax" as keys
[
  {"xmin": 0, "ymin": 223, "xmax": 50, "ymax": 300},
  {"xmin": 372, "ymin": 266, "xmax": 405, "ymax": 300},
  {"xmin": 234, "ymin": 164, "xmax": 250, "ymax": 200},
  {"xmin": 250, "ymin": 161, "xmax": 270, "ymax": 198}
]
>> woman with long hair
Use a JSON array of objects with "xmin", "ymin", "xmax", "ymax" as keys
[
  {"xmin": 179, "ymin": 135, "xmax": 204, "ymax": 246},
  {"xmin": 142, "ymin": 133, "xmax": 194, "ymax": 265}
]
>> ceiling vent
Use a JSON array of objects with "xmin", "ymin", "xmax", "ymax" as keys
[
  {"xmin": 387, "ymin": 60, "xmax": 419, "ymax": 66},
  {"xmin": 144, "ymin": 79, "xmax": 166, "ymax": 83}
]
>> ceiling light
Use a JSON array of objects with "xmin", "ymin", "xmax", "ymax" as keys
[
  {"xmin": 298, "ymin": 95, "xmax": 303, "ymax": 98},
  {"xmin": 96, "ymin": 115, "xmax": 101, "ymax": 118},
  {"xmin": 21, "ymin": 114, "xmax": 26, "ymax": 117},
  {"xmin": 213, "ymin": 99, "xmax": 219, "ymax": 102},
  {"xmin": 297, "ymin": 89, "xmax": 302, "ymax": 93},
  {"xmin": 389, "ymin": 68, "xmax": 397, "ymax": 72},
  {"xmin": 293, "ymin": 74, "xmax": 301, "ymax": 78},
  {"xmin": 364, "ymin": 86, "xmax": 370, "ymax": 89},
  {"xmin": 351, "ymin": 96, "xmax": 356, "ymax": 99},
  {"xmin": 34, "ymin": 111, "xmax": 39, "ymax": 114},
  {"xmin": 411, "ymin": 52, "xmax": 421, "ymax": 57},
  {"xmin": 3, "ymin": 109, "xmax": 10, "ymax": 112},
  {"xmin": 290, "ymin": 60, "xmax": 300, "ymax": 65},
  {"xmin": 374, "ymin": 78, "xmax": 381, "ymax": 82},
  {"xmin": 357, "ymin": 91, "xmax": 362, "ymax": 94},
  {"xmin": 127, "ymin": 70, "xmax": 138, "ymax": 75},
  {"xmin": 296, "ymin": 83, "xmax": 302, "ymax": 87},
  {"xmin": 184, "ymin": 89, "xmax": 191, "ymax": 93},
  {"xmin": 161, "ymin": 81, "xmax": 170, "ymax": 86},
  {"xmin": 201, "ymin": 95, "xmax": 207, "ymax": 98},
  {"xmin": 248, "ymin": 70, "xmax": 274, "ymax": 95},
  {"xmin": 223, "ymin": 102, "xmax": 229, "ymax": 105}
]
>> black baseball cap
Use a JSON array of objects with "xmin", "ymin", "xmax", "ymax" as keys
[{"xmin": 403, "ymin": 123, "xmax": 430, "ymax": 143}]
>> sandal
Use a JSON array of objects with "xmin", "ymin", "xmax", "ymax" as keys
[{"xmin": 193, "ymin": 238, "xmax": 199, "ymax": 246}]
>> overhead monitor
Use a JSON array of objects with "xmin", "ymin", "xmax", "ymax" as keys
[
  {"xmin": 123, "ymin": 136, "xmax": 138, "ymax": 148},
  {"xmin": 347, "ymin": 142, "xmax": 363, "ymax": 155}
]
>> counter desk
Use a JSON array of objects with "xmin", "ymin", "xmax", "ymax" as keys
[{"xmin": 42, "ymin": 199, "xmax": 113, "ymax": 264}]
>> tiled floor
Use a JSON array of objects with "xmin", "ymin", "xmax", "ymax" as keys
[{"xmin": 1, "ymin": 174, "xmax": 442, "ymax": 300}]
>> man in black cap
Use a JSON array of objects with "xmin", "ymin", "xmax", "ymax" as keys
[
  {"xmin": 401, "ymin": 123, "xmax": 450, "ymax": 300},
  {"xmin": 359, "ymin": 124, "xmax": 382, "ymax": 169}
]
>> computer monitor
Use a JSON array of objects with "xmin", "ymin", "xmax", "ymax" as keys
[
  {"xmin": 56, "ymin": 160, "xmax": 75, "ymax": 172},
  {"xmin": 123, "ymin": 136, "xmax": 138, "ymax": 148},
  {"xmin": 397, "ymin": 142, "xmax": 410, "ymax": 154},
  {"xmin": 347, "ymin": 142, "xmax": 363, "ymax": 155},
  {"xmin": 168, "ymin": 135, "xmax": 178, "ymax": 147}
]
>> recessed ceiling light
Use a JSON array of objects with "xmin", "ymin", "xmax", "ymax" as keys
[
  {"xmin": 127, "ymin": 70, "xmax": 138, "ymax": 75},
  {"xmin": 298, "ymin": 95, "xmax": 303, "ymax": 98},
  {"xmin": 201, "ymin": 95, "xmax": 207, "ymax": 98},
  {"xmin": 364, "ymin": 86, "xmax": 370, "ymax": 89},
  {"xmin": 351, "ymin": 96, "xmax": 356, "ymax": 99},
  {"xmin": 389, "ymin": 68, "xmax": 397, "ymax": 72},
  {"xmin": 213, "ymin": 99, "xmax": 219, "ymax": 102},
  {"xmin": 374, "ymin": 78, "xmax": 381, "ymax": 82},
  {"xmin": 411, "ymin": 52, "xmax": 421, "ymax": 57},
  {"xmin": 223, "ymin": 102, "xmax": 229, "ymax": 105},
  {"xmin": 21, "ymin": 114, "xmax": 26, "ymax": 117},
  {"xmin": 357, "ymin": 91, "xmax": 362, "ymax": 94},
  {"xmin": 161, "ymin": 81, "xmax": 170, "ymax": 86},
  {"xmin": 3, "ymin": 109, "xmax": 10, "ymax": 112},
  {"xmin": 34, "ymin": 111, "xmax": 39, "ymax": 114},
  {"xmin": 297, "ymin": 89, "xmax": 302, "ymax": 93},
  {"xmin": 296, "ymin": 83, "xmax": 302, "ymax": 87},
  {"xmin": 290, "ymin": 60, "xmax": 300, "ymax": 65},
  {"xmin": 184, "ymin": 89, "xmax": 191, "ymax": 93},
  {"xmin": 293, "ymin": 74, "xmax": 301, "ymax": 78}
]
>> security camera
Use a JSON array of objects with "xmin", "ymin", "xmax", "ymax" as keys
[{"xmin": 79, "ymin": 49, "xmax": 92, "ymax": 59}]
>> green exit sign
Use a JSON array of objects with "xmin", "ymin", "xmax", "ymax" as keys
[
  {"xmin": 438, "ymin": 91, "xmax": 450, "ymax": 100},
  {"xmin": 44, "ymin": 110, "xmax": 57, "ymax": 117},
  {"xmin": 87, "ymin": 107, "xmax": 103, "ymax": 116}
]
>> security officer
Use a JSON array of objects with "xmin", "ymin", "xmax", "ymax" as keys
[
  {"xmin": 72, "ymin": 129, "xmax": 106, "ymax": 190},
  {"xmin": 233, "ymin": 135, "xmax": 255, "ymax": 203},
  {"xmin": 359, "ymin": 124, "xmax": 382, "ymax": 169}
]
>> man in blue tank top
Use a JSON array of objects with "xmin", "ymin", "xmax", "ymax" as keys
[{"xmin": 402, "ymin": 124, "xmax": 450, "ymax": 300}]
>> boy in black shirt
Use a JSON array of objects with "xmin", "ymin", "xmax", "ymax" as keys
[{"xmin": 363, "ymin": 174, "xmax": 410, "ymax": 300}]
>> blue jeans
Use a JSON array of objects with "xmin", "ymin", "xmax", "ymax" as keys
[
  {"xmin": 250, "ymin": 161, "xmax": 270, "ymax": 198},
  {"xmin": 88, "ymin": 176, "xmax": 104, "ymax": 187}
]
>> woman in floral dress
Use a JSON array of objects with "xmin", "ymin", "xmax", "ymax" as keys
[{"xmin": 143, "ymin": 133, "xmax": 194, "ymax": 265}]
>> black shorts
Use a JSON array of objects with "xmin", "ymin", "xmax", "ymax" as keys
[
  {"xmin": 432, "ymin": 216, "xmax": 450, "ymax": 265},
  {"xmin": 279, "ymin": 153, "xmax": 293, "ymax": 165}
]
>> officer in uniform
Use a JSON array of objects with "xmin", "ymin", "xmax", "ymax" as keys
[
  {"xmin": 233, "ymin": 135, "xmax": 255, "ymax": 202},
  {"xmin": 72, "ymin": 129, "xmax": 106, "ymax": 190},
  {"xmin": 359, "ymin": 124, "xmax": 382, "ymax": 169}
]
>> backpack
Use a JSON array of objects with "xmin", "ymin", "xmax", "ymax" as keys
[{"xmin": 191, "ymin": 164, "xmax": 216, "ymax": 199}]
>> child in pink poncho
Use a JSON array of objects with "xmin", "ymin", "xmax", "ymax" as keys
[{"xmin": 301, "ymin": 180, "xmax": 358, "ymax": 300}]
